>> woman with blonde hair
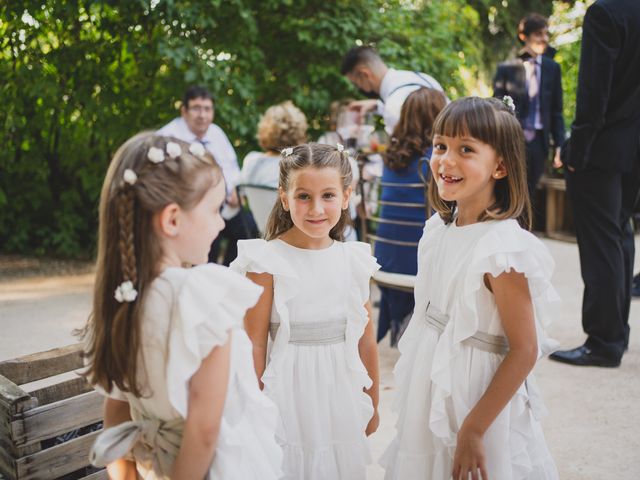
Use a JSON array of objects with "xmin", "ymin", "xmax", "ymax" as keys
[{"xmin": 240, "ymin": 100, "xmax": 308, "ymax": 187}]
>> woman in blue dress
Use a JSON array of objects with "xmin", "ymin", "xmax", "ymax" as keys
[{"xmin": 375, "ymin": 87, "xmax": 447, "ymax": 345}]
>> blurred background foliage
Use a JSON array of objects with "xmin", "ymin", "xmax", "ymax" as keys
[{"xmin": 1, "ymin": 0, "xmax": 585, "ymax": 257}]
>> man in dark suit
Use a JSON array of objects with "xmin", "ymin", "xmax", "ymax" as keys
[
  {"xmin": 493, "ymin": 13, "xmax": 565, "ymax": 203},
  {"xmin": 550, "ymin": 0, "xmax": 640, "ymax": 367}
]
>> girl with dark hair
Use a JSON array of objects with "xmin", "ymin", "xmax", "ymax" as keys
[
  {"xmin": 382, "ymin": 97, "xmax": 559, "ymax": 479},
  {"xmin": 81, "ymin": 132, "xmax": 282, "ymax": 479},
  {"xmin": 375, "ymin": 87, "xmax": 446, "ymax": 345},
  {"xmin": 232, "ymin": 142, "xmax": 380, "ymax": 479}
]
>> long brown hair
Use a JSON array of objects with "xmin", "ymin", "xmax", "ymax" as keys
[
  {"xmin": 428, "ymin": 96, "xmax": 531, "ymax": 229},
  {"xmin": 264, "ymin": 142, "xmax": 352, "ymax": 241},
  {"xmin": 80, "ymin": 132, "xmax": 222, "ymax": 397},
  {"xmin": 385, "ymin": 87, "xmax": 447, "ymax": 171}
]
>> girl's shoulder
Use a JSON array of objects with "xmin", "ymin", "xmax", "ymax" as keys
[{"xmin": 341, "ymin": 240, "xmax": 380, "ymax": 277}]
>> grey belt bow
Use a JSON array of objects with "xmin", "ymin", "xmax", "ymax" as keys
[
  {"xmin": 425, "ymin": 301, "xmax": 548, "ymax": 419},
  {"xmin": 90, "ymin": 415, "xmax": 185, "ymax": 478}
]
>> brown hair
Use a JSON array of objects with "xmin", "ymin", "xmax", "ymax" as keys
[
  {"xmin": 428, "ymin": 96, "xmax": 531, "ymax": 229},
  {"xmin": 385, "ymin": 87, "xmax": 447, "ymax": 171},
  {"xmin": 264, "ymin": 142, "xmax": 352, "ymax": 241},
  {"xmin": 80, "ymin": 132, "xmax": 222, "ymax": 397},
  {"xmin": 257, "ymin": 101, "xmax": 308, "ymax": 152}
]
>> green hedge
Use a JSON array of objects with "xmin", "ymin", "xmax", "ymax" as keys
[{"xmin": 1, "ymin": 0, "xmax": 569, "ymax": 257}]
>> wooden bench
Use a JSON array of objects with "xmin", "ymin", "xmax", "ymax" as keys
[
  {"xmin": 539, "ymin": 175, "xmax": 576, "ymax": 242},
  {"xmin": 0, "ymin": 344, "xmax": 106, "ymax": 480}
]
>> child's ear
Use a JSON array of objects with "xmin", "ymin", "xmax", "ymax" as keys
[
  {"xmin": 342, "ymin": 186, "xmax": 353, "ymax": 210},
  {"xmin": 279, "ymin": 187, "xmax": 289, "ymax": 211},
  {"xmin": 493, "ymin": 161, "xmax": 508, "ymax": 180},
  {"xmin": 157, "ymin": 203, "xmax": 181, "ymax": 237}
]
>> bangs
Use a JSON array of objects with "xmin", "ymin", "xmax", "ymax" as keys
[{"xmin": 433, "ymin": 97, "xmax": 502, "ymax": 152}]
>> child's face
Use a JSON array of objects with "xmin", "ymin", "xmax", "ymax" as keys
[
  {"xmin": 175, "ymin": 180, "xmax": 226, "ymax": 265},
  {"xmin": 522, "ymin": 28, "xmax": 549, "ymax": 56},
  {"xmin": 430, "ymin": 133, "xmax": 505, "ymax": 208},
  {"xmin": 280, "ymin": 167, "xmax": 350, "ymax": 241}
]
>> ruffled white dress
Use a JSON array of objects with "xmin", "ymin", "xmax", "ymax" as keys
[
  {"xmin": 381, "ymin": 215, "xmax": 560, "ymax": 480},
  {"xmin": 231, "ymin": 238, "xmax": 380, "ymax": 480},
  {"xmin": 93, "ymin": 264, "xmax": 282, "ymax": 480}
]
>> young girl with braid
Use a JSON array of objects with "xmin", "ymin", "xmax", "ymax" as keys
[
  {"xmin": 81, "ymin": 132, "xmax": 282, "ymax": 479},
  {"xmin": 231, "ymin": 142, "xmax": 380, "ymax": 480}
]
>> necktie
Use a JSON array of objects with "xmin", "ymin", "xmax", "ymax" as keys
[{"xmin": 524, "ymin": 58, "xmax": 538, "ymax": 142}]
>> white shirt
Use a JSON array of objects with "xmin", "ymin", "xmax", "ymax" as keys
[
  {"xmin": 377, "ymin": 68, "xmax": 444, "ymax": 135},
  {"xmin": 157, "ymin": 117, "xmax": 241, "ymax": 218},
  {"xmin": 240, "ymin": 152, "xmax": 280, "ymax": 188},
  {"xmin": 157, "ymin": 117, "xmax": 241, "ymax": 194}
]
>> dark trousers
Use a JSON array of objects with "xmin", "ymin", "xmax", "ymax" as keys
[
  {"xmin": 525, "ymin": 130, "xmax": 547, "ymax": 212},
  {"xmin": 565, "ymin": 160, "xmax": 640, "ymax": 360},
  {"xmin": 208, "ymin": 209, "xmax": 258, "ymax": 266}
]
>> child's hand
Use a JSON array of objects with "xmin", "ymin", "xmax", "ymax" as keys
[
  {"xmin": 452, "ymin": 423, "xmax": 488, "ymax": 480},
  {"xmin": 365, "ymin": 410, "xmax": 380, "ymax": 436}
]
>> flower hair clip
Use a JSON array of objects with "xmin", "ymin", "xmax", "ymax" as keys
[
  {"xmin": 189, "ymin": 142, "xmax": 206, "ymax": 157},
  {"xmin": 502, "ymin": 95, "xmax": 516, "ymax": 113},
  {"xmin": 166, "ymin": 141, "xmax": 181, "ymax": 159},
  {"xmin": 337, "ymin": 143, "xmax": 345, "ymax": 153},
  {"xmin": 123, "ymin": 169, "xmax": 137, "ymax": 185},
  {"xmin": 282, "ymin": 147, "xmax": 294, "ymax": 157},
  {"xmin": 147, "ymin": 146, "xmax": 165, "ymax": 164},
  {"xmin": 114, "ymin": 280, "xmax": 138, "ymax": 303}
]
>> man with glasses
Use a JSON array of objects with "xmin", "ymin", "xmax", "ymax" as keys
[{"xmin": 158, "ymin": 85, "xmax": 257, "ymax": 265}]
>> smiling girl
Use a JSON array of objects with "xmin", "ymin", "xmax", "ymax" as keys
[
  {"xmin": 232, "ymin": 142, "xmax": 380, "ymax": 480},
  {"xmin": 381, "ymin": 97, "xmax": 559, "ymax": 480}
]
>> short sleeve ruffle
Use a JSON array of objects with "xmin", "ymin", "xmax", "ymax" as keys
[{"xmin": 163, "ymin": 264, "xmax": 263, "ymax": 418}]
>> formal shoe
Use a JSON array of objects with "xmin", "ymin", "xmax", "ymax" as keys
[
  {"xmin": 549, "ymin": 345, "xmax": 621, "ymax": 368},
  {"xmin": 633, "ymin": 283, "xmax": 640, "ymax": 298}
]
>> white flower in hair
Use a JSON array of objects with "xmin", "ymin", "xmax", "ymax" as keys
[
  {"xmin": 282, "ymin": 147, "xmax": 293, "ymax": 157},
  {"xmin": 189, "ymin": 142, "xmax": 206, "ymax": 157},
  {"xmin": 166, "ymin": 141, "xmax": 181, "ymax": 159},
  {"xmin": 123, "ymin": 169, "xmax": 137, "ymax": 185},
  {"xmin": 502, "ymin": 95, "xmax": 516, "ymax": 113},
  {"xmin": 337, "ymin": 143, "xmax": 345, "ymax": 153},
  {"xmin": 147, "ymin": 146, "xmax": 165, "ymax": 164},
  {"xmin": 114, "ymin": 280, "xmax": 138, "ymax": 303}
]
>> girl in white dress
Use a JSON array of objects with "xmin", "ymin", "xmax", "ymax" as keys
[
  {"xmin": 231, "ymin": 142, "xmax": 380, "ymax": 479},
  {"xmin": 81, "ymin": 132, "xmax": 282, "ymax": 479},
  {"xmin": 381, "ymin": 97, "xmax": 559, "ymax": 480}
]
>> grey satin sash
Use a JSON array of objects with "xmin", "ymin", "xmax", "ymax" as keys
[
  {"xmin": 90, "ymin": 414, "xmax": 189, "ymax": 478},
  {"xmin": 270, "ymin": 319, "xmax": 347, "ymax": 345},
  {"xmin": 425, "ymin": 301, "xmax": 548, "ymax": 419}
]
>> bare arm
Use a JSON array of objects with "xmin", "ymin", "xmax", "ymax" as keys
[
  {"xmin": 244, "ymin": 271, "xmax": 274, "ymax": 388},
  {"xmin": 103, "ymin": 398, "xmax": 137, "ymax": 480},
  {"xmin": 359, "ymin": 301, "xmax": 380, "ymax": 436},
  {"xmin": 171, "ymin": 334, "xmax": 232, "ymax": 480},
  {"xmin": 453, "ymin": 270, "xmax": 539, "ymax": 480}
]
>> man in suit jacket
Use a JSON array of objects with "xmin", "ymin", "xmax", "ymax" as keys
[
  {"xmin": 493, "ymin": 13, "xmax": 565, "ymax": 202},
  {"xmin": 550, "ymin": 0, "xmax": 640, "ymax": 367}
]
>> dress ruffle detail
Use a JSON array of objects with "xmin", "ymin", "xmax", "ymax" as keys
[
  {"xmin": 163, "ymin": 264, "xmax": 283, "ymax": 479},
  {"xmin": 382, "ymin": 219, "xmax": 559, "ymax": 480},
  {"xmin": 344, "ymin": 242, "xmax": 381, "ymax": 436}
]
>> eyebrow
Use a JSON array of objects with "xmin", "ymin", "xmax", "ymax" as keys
[{"xmin": 293, "ymin": 187, "xmax": 339, "ymax": 193}]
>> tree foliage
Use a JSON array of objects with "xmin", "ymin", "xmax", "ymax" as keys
[{"xmin": 0, "ymin": 0, "xmax": 578, "ymax": 257}]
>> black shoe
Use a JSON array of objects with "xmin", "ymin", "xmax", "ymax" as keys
[
  {"xmin": 633, "ymin": 282, "xmax": 640, "ymax": 298},
  {"xmin": 549, "ymin": 345, "xmax": 621, "ymax": 368}
]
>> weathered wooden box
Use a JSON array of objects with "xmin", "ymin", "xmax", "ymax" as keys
[
  {"xmin": 539, "ymin": 176, "xmax": 576, "ymax": 242},
  {"xmin": 0, "ymin": 344, "xmax": 105, "ymax": 479}
]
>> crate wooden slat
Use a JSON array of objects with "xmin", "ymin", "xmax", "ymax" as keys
[
  {"xmin": 10, "ymin": 391, "xmax": 103, "ymax": 447},
  {"xmin": 0, "ymin": 344, "xmax": 84, "ymax": 386},
  {"xmin": 539, "ymin": 175, "xmax": 576, "ymax": 242},
  {"xmin": 0, "ymin": 346, "xmax": 105, "ymax": 480},
  {"xmin": 15, "ymin": 429, "xmax": 101, "ymax": 480}
]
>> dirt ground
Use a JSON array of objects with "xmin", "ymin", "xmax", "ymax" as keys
[{"xmin": 1, "ymin": 239, "xmax": 639, "ymax": 479}]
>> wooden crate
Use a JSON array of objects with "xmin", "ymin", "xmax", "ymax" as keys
[
  {"xmin": 539, "ymin": 175, "xmax": 576, "ymax": 242},
  {"xmin": 0, "ymin": 344, "xmax": 106, "ymax": 480}
]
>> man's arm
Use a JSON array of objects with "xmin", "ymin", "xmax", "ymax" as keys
[
  {"xmin": 567, "ymin": 3, "xmax": 620, "ymax": 170},
  {"xmin": 492, "ymin": 64, "xmax": 508, "ymax": 99}
]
